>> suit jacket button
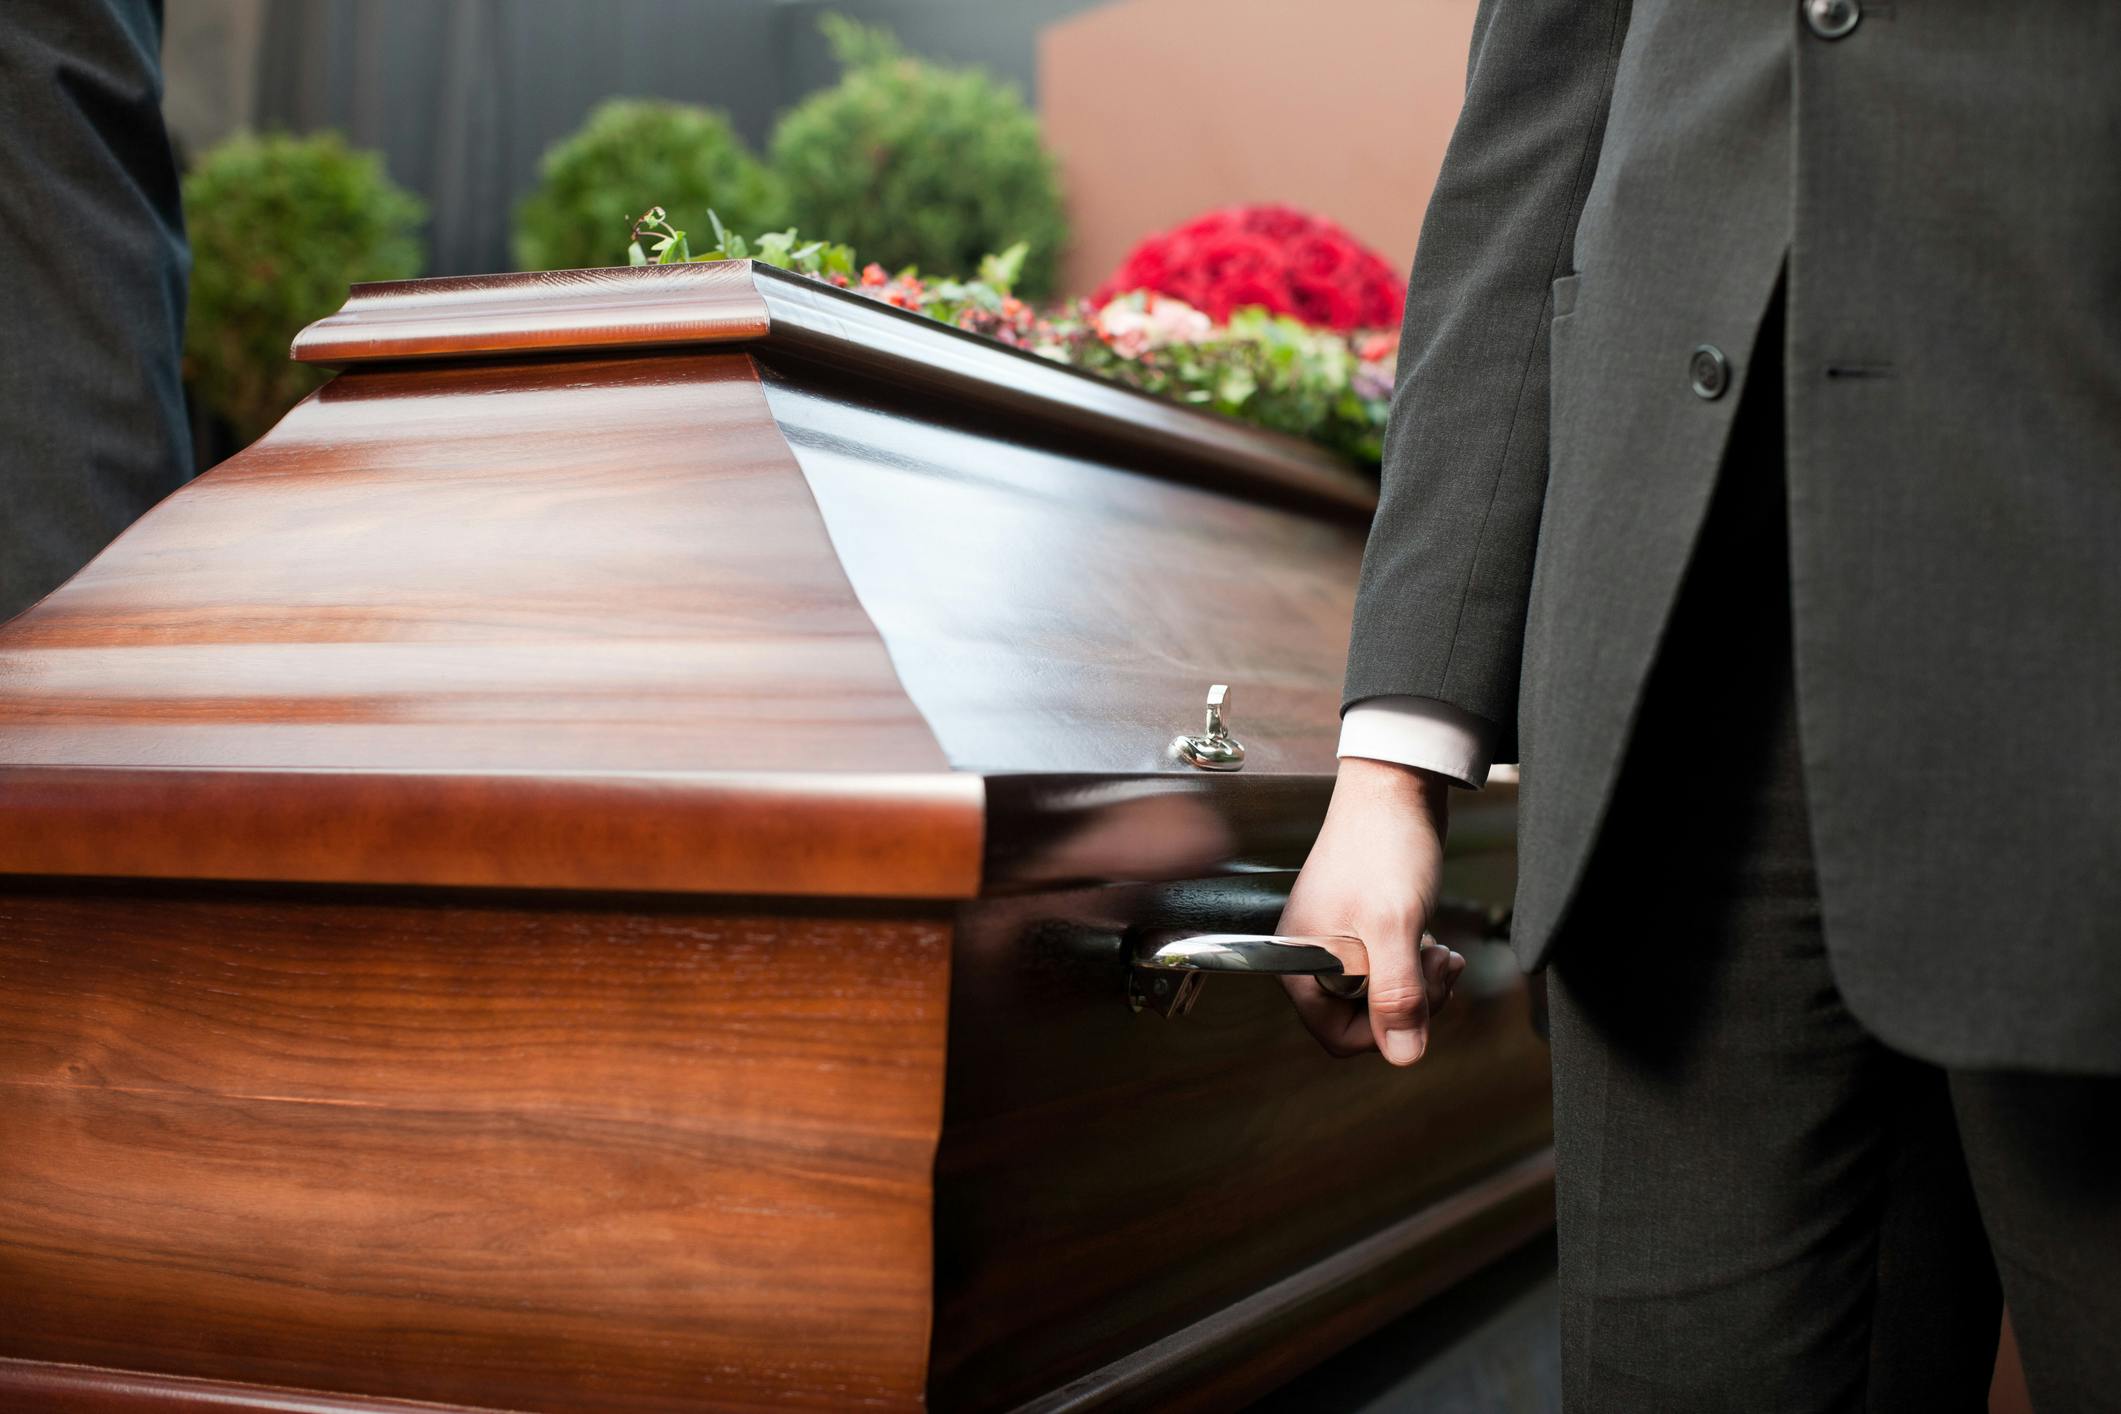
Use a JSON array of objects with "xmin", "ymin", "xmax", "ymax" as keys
[
  {"xmin": 1804, "ymin": 0, "xmax": 1861, "ymax": 39},
  {"xmin": 1689, "ymin": 344, "xmax": 1730, "ymax": 400}
]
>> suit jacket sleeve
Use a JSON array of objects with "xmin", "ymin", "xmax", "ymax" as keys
[{"xmin": 1342, "ymin": 0, "xmax": 1631, "ymax": 762}]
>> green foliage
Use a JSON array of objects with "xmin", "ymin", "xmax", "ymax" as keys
[
  {"xmin": 627, "ymin": 206, "xmax": 857, "ymax": 281},
  {"xmin": 1187, "ymin": 309, "xmax": 1392, "ymax": 466},
  {"xmin": 815, "ymin": 11, "xmax": 906, "ymax": 69},
  {"xmin": 768, "ymin": 15, "xmax": 1068, "ymax": 299},
  {"xmin": 513, "ymin": 100, "xmax": 783, "ymax": 273},
  {"xmin": 182, "ymin": 131, "xmax": 425, "ymax": 444},
  {"xmin": 1062, "ymin": 299, "xmax": 1393, "ymax": 465}
]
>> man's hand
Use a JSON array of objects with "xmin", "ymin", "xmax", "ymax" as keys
[{"xmin": 1278, "ymin": 756, "xmax": 1464, "ymax": 1065}]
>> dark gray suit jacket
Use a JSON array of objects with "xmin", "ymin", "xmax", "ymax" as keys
[
  {"xmin": 1345, "ymin": 0, "xmax": 2121, "ymax": 1073},
  {"xmin": 0, "ymin": 0, "xmax": 190, "ymax": 620}
]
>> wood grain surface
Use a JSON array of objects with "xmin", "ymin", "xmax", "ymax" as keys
[
  {"xmin": 0, "ymin": 352, "xmax": 980, "ymax": 897},
  {"xmin": 0, "ymin": 882, "xmax": 951, "ymax": 1413}
]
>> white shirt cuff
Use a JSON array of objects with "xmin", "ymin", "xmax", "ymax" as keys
[{"xmin": 1337, "ymin": 696, "xmax": 1497, "ymax": 789}]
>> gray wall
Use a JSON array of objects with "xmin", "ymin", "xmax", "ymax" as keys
[
  {"xmin": 168, "ymin": 0, "xmax": 1110, "ymax": 276},
  {"xmin": 774, "ymin": 0, "xmax": 1107, "ymax": 110}
]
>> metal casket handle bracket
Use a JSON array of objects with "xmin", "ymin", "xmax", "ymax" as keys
[
  {"xmin": 1127, "ymin": 928, "xmax": 1369, "ymax": 1018},
  {"xmin": 1171, "ymin": 683, "xmax": 1244, "ymax": 771}
]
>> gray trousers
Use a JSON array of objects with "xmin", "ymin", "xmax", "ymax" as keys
[
  {"xmin": 0, "ymin": 0, "xmax": 190, "ymax": 620},
  {"xmin": 1548, "ymin": 293, "xmax": 2121, "ymax": 1412}
]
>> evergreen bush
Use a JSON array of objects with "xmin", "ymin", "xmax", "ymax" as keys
[
  {"xmin": 769, "ymin": 16, "xmax": 1069, "ymax": 298},
  {"xmin": 513, "ymin": 99, "xmax": 783, "ymax": 273},
  {"xmin": 182, "ymin": 131, "xmax": 425, "ymax": 444}
]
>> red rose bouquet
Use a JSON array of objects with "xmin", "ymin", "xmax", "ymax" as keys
[{"xmin": 1091, "ymin": 203, "xmax": 1406, "ymax": 331}]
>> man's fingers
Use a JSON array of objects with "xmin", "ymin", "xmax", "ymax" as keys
[
  {"xmin": 1280, "ymin": 971, "xmax": 1343, "ymax": 1037},
  {"xmin": 1421, "ymin": 941, "xmax": 1449, "ymax": 1018},
  {"xmin": 1364, "ymin": 920, "xmax": 1429, "ymax": 1066},
  {"xmin": 1278, "ymin": 975, "xmax": 1371, "ymax": 1057},
  {"xmin": 1420, "ymin": 940, "xmax": 1466, "ymax": 1018},
  {"xmin": 1279, "ymin": 913, "xmax": 1461, "ymax": 1062},
  {"xmin": 1283, "ymin": 940, "xmax": 1464, "ymax": 1058}
]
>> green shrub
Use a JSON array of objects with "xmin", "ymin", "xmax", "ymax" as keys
[
  {"xmin": 182, "ymin": 132, "xmax": 425, "ymax": 444},
  {"xmin": 514, "ymin": 100, "xmax": 783, "ymax": 273},
  {"xmin": 769, "ymin": 16, "xmax": 1069, "ymax": 299}
]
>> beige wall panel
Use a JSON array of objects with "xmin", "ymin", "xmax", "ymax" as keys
[{"xmin": 1041, "ymin": 0, "xmax": 1479, "ymax": 297}]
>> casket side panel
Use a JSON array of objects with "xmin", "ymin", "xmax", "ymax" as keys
[
  {"xmin": 749, "ymin": 349, "xmax": 1554, "ymax": 1405},
  {"xmin": 756, "ymin": 366, "xmax": 1364, "ymax": 778},
  {"xmin": 927, "ymin": 819, "xmax": 1551, "ymax": 1410},
  {"xmin": 0, "ymin": 881, "xmax": 952, "ymax": 1413}
]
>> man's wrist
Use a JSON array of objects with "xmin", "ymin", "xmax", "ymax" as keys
[{"xmin": 1335, "ymin": 753, "xmax": 1453, "ymax": 813}]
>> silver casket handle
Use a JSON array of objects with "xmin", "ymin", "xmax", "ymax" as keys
[{"xmin": 1129, "ymin": 928, "xmax": 1370, "ymax": 1014}]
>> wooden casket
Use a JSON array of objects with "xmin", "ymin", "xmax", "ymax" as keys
[{"xmin": 0, "ymin": 262, "xmax": 1552, "ymax": 1412}]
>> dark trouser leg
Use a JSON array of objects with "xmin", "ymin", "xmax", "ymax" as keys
[
  {"xmin": 1547, "ymin": 302, "xmax": 2002, "ymax": 1411},
  {"xmin": 1950, "ymin": 1071, "xmax": 2121, "ymax": 1412},
  {"xmin": 0, "ymin": 0, "xmax": 191, "ymax": 620}
]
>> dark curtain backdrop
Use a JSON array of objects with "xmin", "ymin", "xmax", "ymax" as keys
[{"xmin": 252, "ymin": 0, "xmax": 1108, "ymax": 277}]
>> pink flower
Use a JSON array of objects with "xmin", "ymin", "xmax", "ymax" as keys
[
  {"xmin": 1355, "ymin": 331, "xmax": 1399, "ymax": 361},
  {"xmin": 1144, "ymin": 294, "xmax": 1212, "ymax": 345},
  {"xmin": 1353, "ymin": 362, "xmax": 1395, "ymax": 402},
  {"xmin": 1095, "ymin": 290, "xmax": 1212, "ymax": 355}
]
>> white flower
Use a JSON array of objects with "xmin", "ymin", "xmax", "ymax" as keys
[{"xmin": 1096, "ymin": 290, "xmax": 1212, "ymax": 356}]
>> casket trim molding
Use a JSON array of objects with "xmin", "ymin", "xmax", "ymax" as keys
[
  {"xmin": 290, "ymin": 261, "xmax": 773, "ymax": 366},
  {"xmin": 1009, "ymin": 1147, "xmax": 1556, "ymax": 1414},
  {"xmin": 0, "ymin": 765, "xmax": 983, "ymax": 899},
  {"xmin": 0, "ymin": 1357, "xmax": 517, "ymax": 1413},
  {"xmin": 292, "ymin": 262, "xmax": 1379, "ymax": 519}
]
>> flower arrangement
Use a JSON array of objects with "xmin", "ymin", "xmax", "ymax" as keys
[
  {"xmin": 1071, "ymin": 293, "xmax": 1398, "ymax": 465},
  {"xmin": 1091, "ymin": 203, "xmax": 1407, "ymax": 332},
  {"xmin": 627, "ymin": 209, "xmax": 1397, "ymax": 466}
]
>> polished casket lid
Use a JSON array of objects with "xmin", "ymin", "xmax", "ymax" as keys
[{"xmin": 0, "ymin": 261, "xmax": 1380, "ymax": 899}]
